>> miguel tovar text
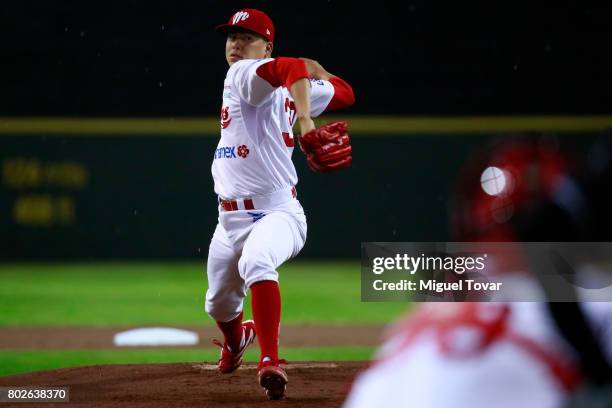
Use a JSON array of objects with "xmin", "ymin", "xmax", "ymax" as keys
[{"xmin": 372, "ymin": 279, "xmax": 502, "ymax": 293}]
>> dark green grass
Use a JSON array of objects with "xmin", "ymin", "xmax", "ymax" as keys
[
  {"xmin": 0, "ymin": 261, "xmax": 401, "ymax": 376},
  {"xmin": 0, "ymin": 347, "xmax": 374, "ymax": 377},
  {"xmin": 0, "ymin": 261, "xmax": 408, "ymax": 325}
]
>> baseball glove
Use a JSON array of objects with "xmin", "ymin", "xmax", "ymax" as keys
[{"xmin": 298, "ymin": 121, "xmax": 352, "ymax": 173}]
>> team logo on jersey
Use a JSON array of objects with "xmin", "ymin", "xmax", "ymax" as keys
[
  {"xmin": 247, "ymin": 212, "xmax": 266, "ymax": 223},
  {"xmin": 237, "ymin": 144, "xmax": 250, "ymax": 158},
  {"xmin": 214, "ymin": 146, "xmax": 236, "ymax": 159},
  {"xmin": 232, "ymin": 11, "xmax": 250, "ymax": 25},
  {"xmin": 220, "ymin": 106, "xmax": 231, "ymax": 129},
  {"xmin": 213, "ymin": 145, "xmax": 250, "ymax": 160}
]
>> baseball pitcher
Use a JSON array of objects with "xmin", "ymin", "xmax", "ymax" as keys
[{"xmin": 206, "ymin": 8, "xmax": 355, "ymax": 400}]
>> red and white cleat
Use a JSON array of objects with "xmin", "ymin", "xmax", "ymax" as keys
[
  {"xmin": 258, "ymin": 358, "xmax": 288, "ymax": 400},
  {"xmin": 212, "ymin": 320, "xmax": 256, "ymax": 374}
]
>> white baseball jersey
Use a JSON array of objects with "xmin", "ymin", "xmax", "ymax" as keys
[{"xmin": 213, "ymin": 58, "xmax": 335, "ymax": 199}]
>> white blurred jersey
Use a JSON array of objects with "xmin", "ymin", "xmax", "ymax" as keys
[
  {"xmin": 213, "ymin": 58, "xmax": 334, "ymax": 199},
  {"xmin": 344, "ymin": 302, "xmax": 612, "ymax": 408}
]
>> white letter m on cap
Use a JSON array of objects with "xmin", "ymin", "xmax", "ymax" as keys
[{"xmin": 232, "ymin": 11, "xmax": 250, "ymax": 25}]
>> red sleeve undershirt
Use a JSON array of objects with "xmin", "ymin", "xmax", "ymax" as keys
[
  {"xmin": 256, "ymin": 57, "xmax": 309, "ymax": 89},
  {"xmin": 256, "ymin": 58, "xmax": 355, "ymax": 111},
  {"xmin": 326, "ymin": 75, "xmax": 355, "ymax": 111}
]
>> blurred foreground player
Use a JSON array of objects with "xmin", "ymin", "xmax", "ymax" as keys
[
  {"xmin": 205, "ymin": 8, "xmax": 354, "ymax": 400},
  {"xmin": 344, "ymin": 136, "xmax": 612, "ymax": 408}
]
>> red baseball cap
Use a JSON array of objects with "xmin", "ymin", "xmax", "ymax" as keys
[{"xmin": 215, "ymin": 9, "xmax": 275, "ymax": 43}]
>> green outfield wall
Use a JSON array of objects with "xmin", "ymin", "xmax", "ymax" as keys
[{"xmin": 1, "ymin": 116, "xmax": 610, "ymax": 260}]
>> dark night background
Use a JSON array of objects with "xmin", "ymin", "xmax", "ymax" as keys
[{"xmin": 2, "ymin": 1, "xmax": 611, "ymax": 117}]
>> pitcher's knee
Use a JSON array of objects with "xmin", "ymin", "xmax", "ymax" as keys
[
  {"xmin": 238, "ymin": 254, "xmax": 278, "ymax": 287},
  {"xmin": 205, "ymin": 298, "xmax": 243, "ymax": 322}
]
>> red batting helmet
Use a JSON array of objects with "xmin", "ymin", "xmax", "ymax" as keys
[{"xmin": 450, "ymin": 136, "xmax": 570, "ymax": 242}]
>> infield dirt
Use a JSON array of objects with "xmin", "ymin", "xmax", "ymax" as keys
[{"xmin": 0, "ymin": 362, "xmax": 366, "ymax": 407}]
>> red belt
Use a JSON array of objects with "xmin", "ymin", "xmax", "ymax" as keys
[
  {"xmin": 220, "ymin": 197, "xmax": 254, "ymax": 211},
  {"xmin": 219, "ymin": 187, "xmax": 297, "ymax": 212}
]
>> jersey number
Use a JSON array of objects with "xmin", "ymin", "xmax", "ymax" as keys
[
  {"xmin": 283, "ymin": 98, "xmax": 296, "ymax": 147},
  {"xmin": 284, "ymin": 97, "xmax": 296, "ymax": 126}
]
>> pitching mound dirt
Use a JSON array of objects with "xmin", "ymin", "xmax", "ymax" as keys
[{"xmin": 0, "ymin": 362, "xmax": 366, "ymax": 407}]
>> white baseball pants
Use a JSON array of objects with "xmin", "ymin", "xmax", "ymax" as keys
[{"xmin": 205, "ymin": 196, "xmax": 307, "ymax": 322}]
